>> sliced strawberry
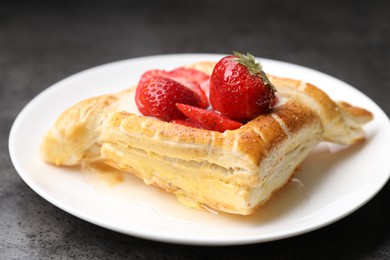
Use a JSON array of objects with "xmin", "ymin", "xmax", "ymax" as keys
[
  {"xmin": 176, "ymin": 103, "xmax": 243, "ymax": 132},
  {"xmin": 169, "ymin": 76, "xmax": 208, "ymax": 108},
  {"xmin": 135, "ymin": 76, "xmax": 203, "ymax": 121},
  {"xmin": 170, "ymin": 67, "xmax": 211, "ymax": 97},
  {"xmin": 170, "ymin": 118, "xmax": 203, "ymax": 129},
  {"xmin": 138, "ymin": 68, "xmax": 209, "ymax": 108},
  {"xmin": 138, "ymin": 69, "xmax": 170, "ymax": 87}
]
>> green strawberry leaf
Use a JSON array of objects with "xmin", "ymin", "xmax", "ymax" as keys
[{"xmin": 233, "ymin": 51, "xmax": 277, "ymax": 92}]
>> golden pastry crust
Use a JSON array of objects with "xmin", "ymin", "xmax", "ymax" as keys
[
  {"xmin": 268, "ymin": 75, "xmax": 373, "ymax": 144},
  {"xmin": 99, "ymin": 100, "xmax": 322, "ymax": 214},
  {"xmin": 40, "ymin": 89, "xmax": 134, "ymax": 166},
  {"xmin": 40, "ymin": 61, "xmax": 373, "ymax": 215}
]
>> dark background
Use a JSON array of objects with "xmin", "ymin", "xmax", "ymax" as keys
[{"xmin": 1, "ymin": 0, "xmax": 389, "ymax": 259}]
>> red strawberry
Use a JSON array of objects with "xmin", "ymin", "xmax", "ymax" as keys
[
  {"xmin": 168, "ymin": 76, "xmax": 208, "ymax": 109},
  {"xmin": 138, "ymin": 68, "xmax": 209, "ymax": 108},
  {"xmin": 210, "ymin": 52, "xmax": 277, "ymax": 122},
  {"xmin": 176, "ymin": 103, "xmax": 242, "ymax": 132},
  {"xmin": 170, "ymin": 118, "xmax": 203, "ymax": 129},
  {"xmin": 138, "ymin": 69, "xmax": 169, "ymax": 87},
  {"xmin": 135, "ymin": 76, "xmax": 203, "ymax": 121},
  {"xmin": 170, "ymin": 67, "xmax": 211, "ymax": 97}
]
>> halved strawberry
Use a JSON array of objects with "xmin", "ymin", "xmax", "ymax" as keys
[
  {"xmin": 138, "ymin": 68, "xmax": 209, "ymax": 108},
  {"xmin": 169, "ymin": 77, "xmax": 208, "ymax": 109},
  {"xmin": 138, "ymin": 69, "xmax": 169, "ymax": 87},
  {"xmin": 176, "ymin": 103, "xmax": 242, "ymax": 132},
  {"xmin": 170, "ymin": 67, "xmax": 211, "ymax": 97},
  {"xmin": 135, "ymin": 76, "xmax": 203, "ymax": 121}
]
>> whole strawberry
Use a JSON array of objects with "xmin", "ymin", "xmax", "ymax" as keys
[
  {"xmin": 135, "ymin": 76, "xmax": 203, "ymax": 121},
  {"xmin": 210, "ymin": 52, "xmax": 277, "ymax": 122}
]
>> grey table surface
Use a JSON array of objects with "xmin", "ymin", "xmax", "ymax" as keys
[{"xmin": 1, "ymin": 0, "xmax": 389, "ymax": 259}]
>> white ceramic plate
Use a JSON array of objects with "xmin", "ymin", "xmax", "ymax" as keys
[{"xmin": 9, "ymin": 54, "xmax": 390, "ymax": 246}]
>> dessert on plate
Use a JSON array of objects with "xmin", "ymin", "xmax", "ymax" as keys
[{"xmin": 41, "ymin": 52, "xmax": 373, "ymax": 215}]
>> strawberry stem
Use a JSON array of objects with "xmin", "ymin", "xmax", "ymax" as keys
[{"xmin": 233, "ymin": 51, "xmax": 277, "ymax": 92}]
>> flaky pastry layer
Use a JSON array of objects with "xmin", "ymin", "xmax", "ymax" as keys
[{"xmin": 40, "ymin": 61, "xmax": 373, "ymax": 215}]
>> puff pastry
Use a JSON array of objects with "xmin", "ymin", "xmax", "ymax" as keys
[{"xmin": 41, "ymin": 62, "xmax": 373, "ymax": 215}]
